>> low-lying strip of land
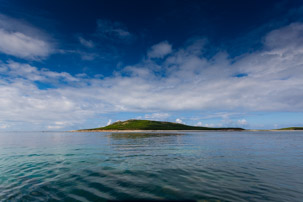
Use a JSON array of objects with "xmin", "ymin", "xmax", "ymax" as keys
[
  {"xmin": 276, "ymin": 127, "xmax": 303, "ymax": 130},
  {"xmin": 72, "ymin": 119, "xmax": 303, "ymax": 132},
  {"xmin": 74, "ymin": 119, "xmax": 244, "ymax": 132},
  {"xmin": 73, "ymin": 129, "xmax": 244, "ymax": 132}
]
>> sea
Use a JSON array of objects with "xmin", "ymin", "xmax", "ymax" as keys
[{"xmin": 0, "ymin": 131, "xmax": 302, "ymax": 201}]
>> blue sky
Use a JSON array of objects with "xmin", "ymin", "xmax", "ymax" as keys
[{"xmin": 0, "ymin": 0, "xmax": 303, "ymax": 130}]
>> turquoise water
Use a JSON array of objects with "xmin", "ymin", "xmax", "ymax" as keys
[{"xmin": 0, "ymin": 131, "xmax": 302, "ymax": 201}]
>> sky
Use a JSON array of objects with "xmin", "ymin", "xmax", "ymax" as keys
[{"xmin": 0, "ymin": 0, "xmax": 303, "ymax": 130}]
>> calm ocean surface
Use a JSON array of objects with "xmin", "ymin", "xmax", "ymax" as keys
[{"xmin": 0, "ymin": 131, "xmax": 302, "ymax": 201}]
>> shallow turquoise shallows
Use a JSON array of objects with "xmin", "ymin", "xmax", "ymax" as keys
[{"xmin": 0, "ymin": 131, "xmax": 303, "ymax": 201}]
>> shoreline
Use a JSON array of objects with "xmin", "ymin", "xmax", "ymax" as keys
[
  {"xmin": 71, "ymin": 129, "xmax": 243, "ymax": 132},
  {"xmin": 70, "ymin": 129, "xmax": 303, "ymax": 132}
]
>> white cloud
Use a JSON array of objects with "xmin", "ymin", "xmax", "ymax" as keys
[
  {"xmin": 0, "ymin": 122, "xmax": 9, "ymax": 129},
  {"xmin": 47, "ymin": 125, "xmax": 64, "ymax": 129},
  {"xmin": 144, "ymin": 113, "xmax": 170, "ymax": 120},
  {"xmin": 176, "ymin": 118, "xmax": 184, "ymax": 124},
  {"xmin": 1, "ymin": 23, "xmax": 303, "ymax": 130},
  {"xmin": 47, "ymin": 121, "xmax": 71, "ymax": 130},
  {"xmin": 196, "ymin": 121, "xmax": 203, "ymax": 126},
  {"xmin": 204, "ymin": 123, "xmax": 215, "ymax": 127},
  {"xmin": 148, "ymin": 41, "xmax": 172, "ymax": 58},
  {"xmin": 107, "ymin": 119, "xmax": 112, "ymax": 125},
  {"xmin": 2, "ymin": 61, "xmax": 78, "ymax": 82},
  {"xmin": 78, "ymin": 36, "xmax": 94, "ymax": 48},
  {"xmin": 237, "ymin": 119, "xmax": 248, "ymax": 125},
  {"xmin": 0, "ymin": 14, "xmax": 54, "ymax": 60},
  {"xmin": 80, "ymin": 52, "xmax": 98, "ymax": 61},
  {"xmin": 264, "ymin": 23, "xmax": 303, "ymax": 52}
]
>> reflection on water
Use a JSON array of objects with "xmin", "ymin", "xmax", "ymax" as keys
[
  {"xmin": 108, "ymin": 132, "xmax": 187, "ymax": 149},
  {"xmin": 109, "ymin": 132, "xmax": 184, "ymax": 139},
  {"xmin": 0, "ymin": 131, "xmax": 303, "ymax": 201}
]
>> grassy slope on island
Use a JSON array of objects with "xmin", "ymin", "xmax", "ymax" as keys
[
  {"xmin": 277, "ymin": 127, "xmax": 303, "ymax": 130},
  {"xmin": 85, "ymin": 119, "xmax": 244, "ymax": 131}
]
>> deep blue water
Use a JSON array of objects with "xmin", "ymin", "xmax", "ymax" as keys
[{"xmin": 0, "ymin": 131, "xmax": 302, "ymax": 201}]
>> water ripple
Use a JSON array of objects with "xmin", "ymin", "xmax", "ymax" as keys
[{"xmin": 0, "ymin": 131, "xmax": 303, "ymax": 201}]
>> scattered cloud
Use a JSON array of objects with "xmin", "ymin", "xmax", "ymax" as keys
[
  {"xmin": 0, "ymin": 122, "xmax": 9, "ymax": 129},
  {"xmin": 196, "ymin": 121, "xmax": 203, "ymax": 126},
  {"xmin": 144, "ymin": 113, "xmax": 170, "ymax": 120},
  {"xmin": 67, "ymin": 19, "xmax": 134, "ymax": 61},
  {"xmin": 148, "ymin": 41, "xmax": 172, "ymax": 58},
  {"xmin": 47, "ymin": 125, "xmax": 63, "ymax": 129},
  {"xmin": 47, "ymin": 121, "xmax": 71, "ymax": 129},
  {"xmin": 96, "ymin": 19, "xmax": 134, "ymax": 42},
  {"xmin": 59, "ymin": 49, "xmax": 98, "ymax": 61},
  {"xmin": 237, "ymin": 119, "xmax": 248, "ymax": 125},
  {"xmin": 204, "ymin": 123, "xmax": 216, "ymax": 127},
  {"xmin": 1, "ymin": 60, "xmax": 78, "ymax": 82},
  {"xmin": 0, "ymin": 14, "xmax": 54, "ymax": 60},
  {"xmin": 176, "ymin": 118, "xmax": 184, "ymax": 124},
  {"xmin": 107, "ymin": 119, "xmax": 112, "ymax": 125},
  {"xmin": 80, "ymin": 52, "xmax": 98, "ymax": 61},
  {"xmin": 1, "ymin": 23, "xmax": 303, "ymax": 130},
  {"xmin": 264, "ymin": 23, "xmax": 303, "ymax": 52},
  {"xmin": 78, "ymin": 36, "xmax": 94, "ymax": 48}
]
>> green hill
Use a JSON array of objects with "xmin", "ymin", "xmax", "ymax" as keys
[
  {"xmin": 278, "ymin": 127, "xmax": 303, "ymax": 130},
  {"xmin": 81, "ymin": 119, "xmax": 244, "ymax": 131}
]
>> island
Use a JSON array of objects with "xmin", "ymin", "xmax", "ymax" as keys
[
  {"xmin": 75, "ymin": 119, "xmax": 244, "ymax": 132},
  {"xmin": 277, "ymin": 127, "xmax": 303, "ymax": 130}
]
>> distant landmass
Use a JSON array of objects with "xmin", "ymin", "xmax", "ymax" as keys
[
  {"xmin": 76, "ymin": 119, "xmax": 244, "ymax": 131},
  {"xmin": 277, "ymin": 127, "xmax": 303, "ymax": 130}
]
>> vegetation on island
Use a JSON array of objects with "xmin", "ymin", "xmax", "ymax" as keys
[
  {"xmin": 277, "ymin": 127, "xmax": 303, "ymax": 130},
  {"xmin": 81, "ymin": 119, "xmax": 244, "ymax": 131}
]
